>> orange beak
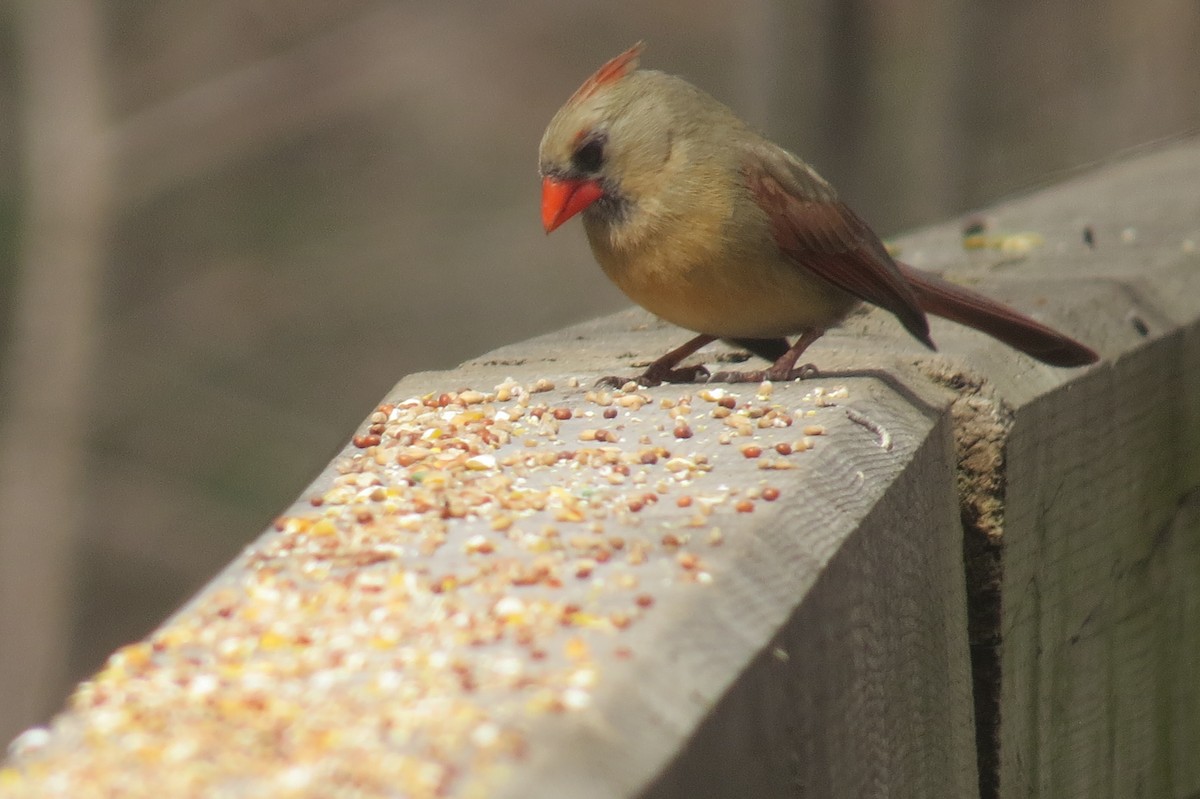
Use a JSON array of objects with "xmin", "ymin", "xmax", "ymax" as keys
[{"xmin": 541, "ymin": 175, "xmax": 604, "ymax": 233}]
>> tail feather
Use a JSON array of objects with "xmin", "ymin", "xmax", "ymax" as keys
[{"xmin": 897, "ymin": 262, "xmax": 1098, "ymax": 368}]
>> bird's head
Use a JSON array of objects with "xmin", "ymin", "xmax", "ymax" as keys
[{"xmin": 538, "ymin": 43, "xmax": 685, "ymax": 235}]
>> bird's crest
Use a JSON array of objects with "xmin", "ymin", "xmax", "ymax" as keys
[{"xmin": 569, "ymin": 42, "xmax": 644, "ymax": 105}]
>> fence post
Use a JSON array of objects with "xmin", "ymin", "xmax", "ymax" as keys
[{"xmin": 4, "ymin": 138, "xmax": 1199, "ymax": 799}]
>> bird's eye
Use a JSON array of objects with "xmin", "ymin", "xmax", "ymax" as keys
[{"xmin": 572, "ymin": 135, "xmax": 606, "ymax": 173}]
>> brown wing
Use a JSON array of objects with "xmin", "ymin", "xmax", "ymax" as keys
[{"xmin": 742, "ymin": 141, "xmax": 933, "ymax": 349}]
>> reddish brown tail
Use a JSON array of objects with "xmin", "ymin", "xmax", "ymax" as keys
[{"xmin": 898, "ymin": 262, "xmax": 1099, "ymax": 367}]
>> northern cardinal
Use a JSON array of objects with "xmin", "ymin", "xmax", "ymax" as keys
[{"xmin": 538, "ymin": 44, "xmax": 1099, "ymax": 385}]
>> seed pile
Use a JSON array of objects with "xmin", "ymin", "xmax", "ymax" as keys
[{"xmin": 1, "ymin": 377, "xmax": 849, "ymax": 798}]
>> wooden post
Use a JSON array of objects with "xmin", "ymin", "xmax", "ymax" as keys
[{"xmin": 2, "ymin": 139, "xmax": 1198, "ymax": 799}]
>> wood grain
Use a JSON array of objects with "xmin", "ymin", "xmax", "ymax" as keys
[{"xmin": 4, "ymin": 138, "xmax": 1200, "ymax": 799}]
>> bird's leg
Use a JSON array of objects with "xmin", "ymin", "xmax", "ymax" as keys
[
  {"xmin": 710, "ymin": 328, "xmax": 825, "ymax": 383},
  {"xmin": 596, "ymin": 333, "xmax": 715, "ymax": 388},
  {"xmin": 766, "ymin": 328, "xmax": 825, "ymax": 380}
]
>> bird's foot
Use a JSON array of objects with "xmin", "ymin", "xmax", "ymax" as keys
[
  {"xmin": 594, "ymin": 375, "xmax": 638, "ymax": 389},
  {"xmin": 595, "ymin": 363, "xmax": 711, "ymax": 389},
  {"xmin": 780, "ymin": 362, "xmax": 821, "ymax": 381},
  {"xmin": 708, "ymin": 363, "xmax": 819, "ymax": 384}
]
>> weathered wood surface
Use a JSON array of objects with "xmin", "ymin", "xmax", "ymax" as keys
[
  {"xmin": 1, "ymin": 359, "xmax": 978, "ymax": 798},
  {"xmin": 888, "ymin": 138, "xmax": 1200, "ymax": 798},
  {"xmin": 984, "ymin": 145, "xmax": 1200, "ymax": 799},
  {"xmin": 3, "ymin": 138, "xmax": 1199, "ymax": 799}
]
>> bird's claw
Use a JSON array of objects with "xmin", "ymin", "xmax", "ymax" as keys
[
  {"xmin": 594, "ymin": 374, "xmax": 634, "ymax": 389},
  {"xmin": 788, "ymin": 362, "xmax": 821, "ymax": 380},
  {"xmin": 594, "ymin": 363, "xmax": 711, "ymax": 389},
  {"xmin": 653, "ymin": 364, "xmax": 711, "ymax": 384}
]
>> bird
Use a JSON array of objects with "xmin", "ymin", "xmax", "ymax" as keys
[{"xmin": 538, "ymin": 43, "xmax": 1099, "ymax": 386}]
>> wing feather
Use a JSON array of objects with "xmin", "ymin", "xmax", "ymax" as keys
[{"xmin": 742, "ymin": 143, "xmax": 933, "ymax": 348}]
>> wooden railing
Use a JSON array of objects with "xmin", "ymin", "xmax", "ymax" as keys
[{"xmin": 3, "ymin": 138, "xmax": 1198, "ymax": 799}]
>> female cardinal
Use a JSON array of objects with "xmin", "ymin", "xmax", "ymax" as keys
[{"xmin": 538, "ymin": 43, "xmax": 1099, "ymax": 385}]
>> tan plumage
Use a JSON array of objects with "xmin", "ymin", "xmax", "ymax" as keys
[{"xmin": 539, "ymin": 44, "xmax": 1098, "ymax": 385}]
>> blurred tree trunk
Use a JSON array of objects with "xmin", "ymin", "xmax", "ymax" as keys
[
  {"xmin": 0, "ymin": 0, "xmax": 111, "ymax": 743},
  {"xmin": 761, "ymin": 0, "xmax": 969, "ymax": 234},
  {"xmin": 761, "ymin": 0, "xmax": 1200, "ymax": 236}
]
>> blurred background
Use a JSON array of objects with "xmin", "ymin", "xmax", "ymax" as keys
[{"xmin": 1, "ymin": 0, "xmax": 1197, "ymax": 743}]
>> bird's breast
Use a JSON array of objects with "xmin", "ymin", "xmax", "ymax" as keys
[{"xmin": 584, "ymin": 210, "xmax": 858, "ymax": 339}]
